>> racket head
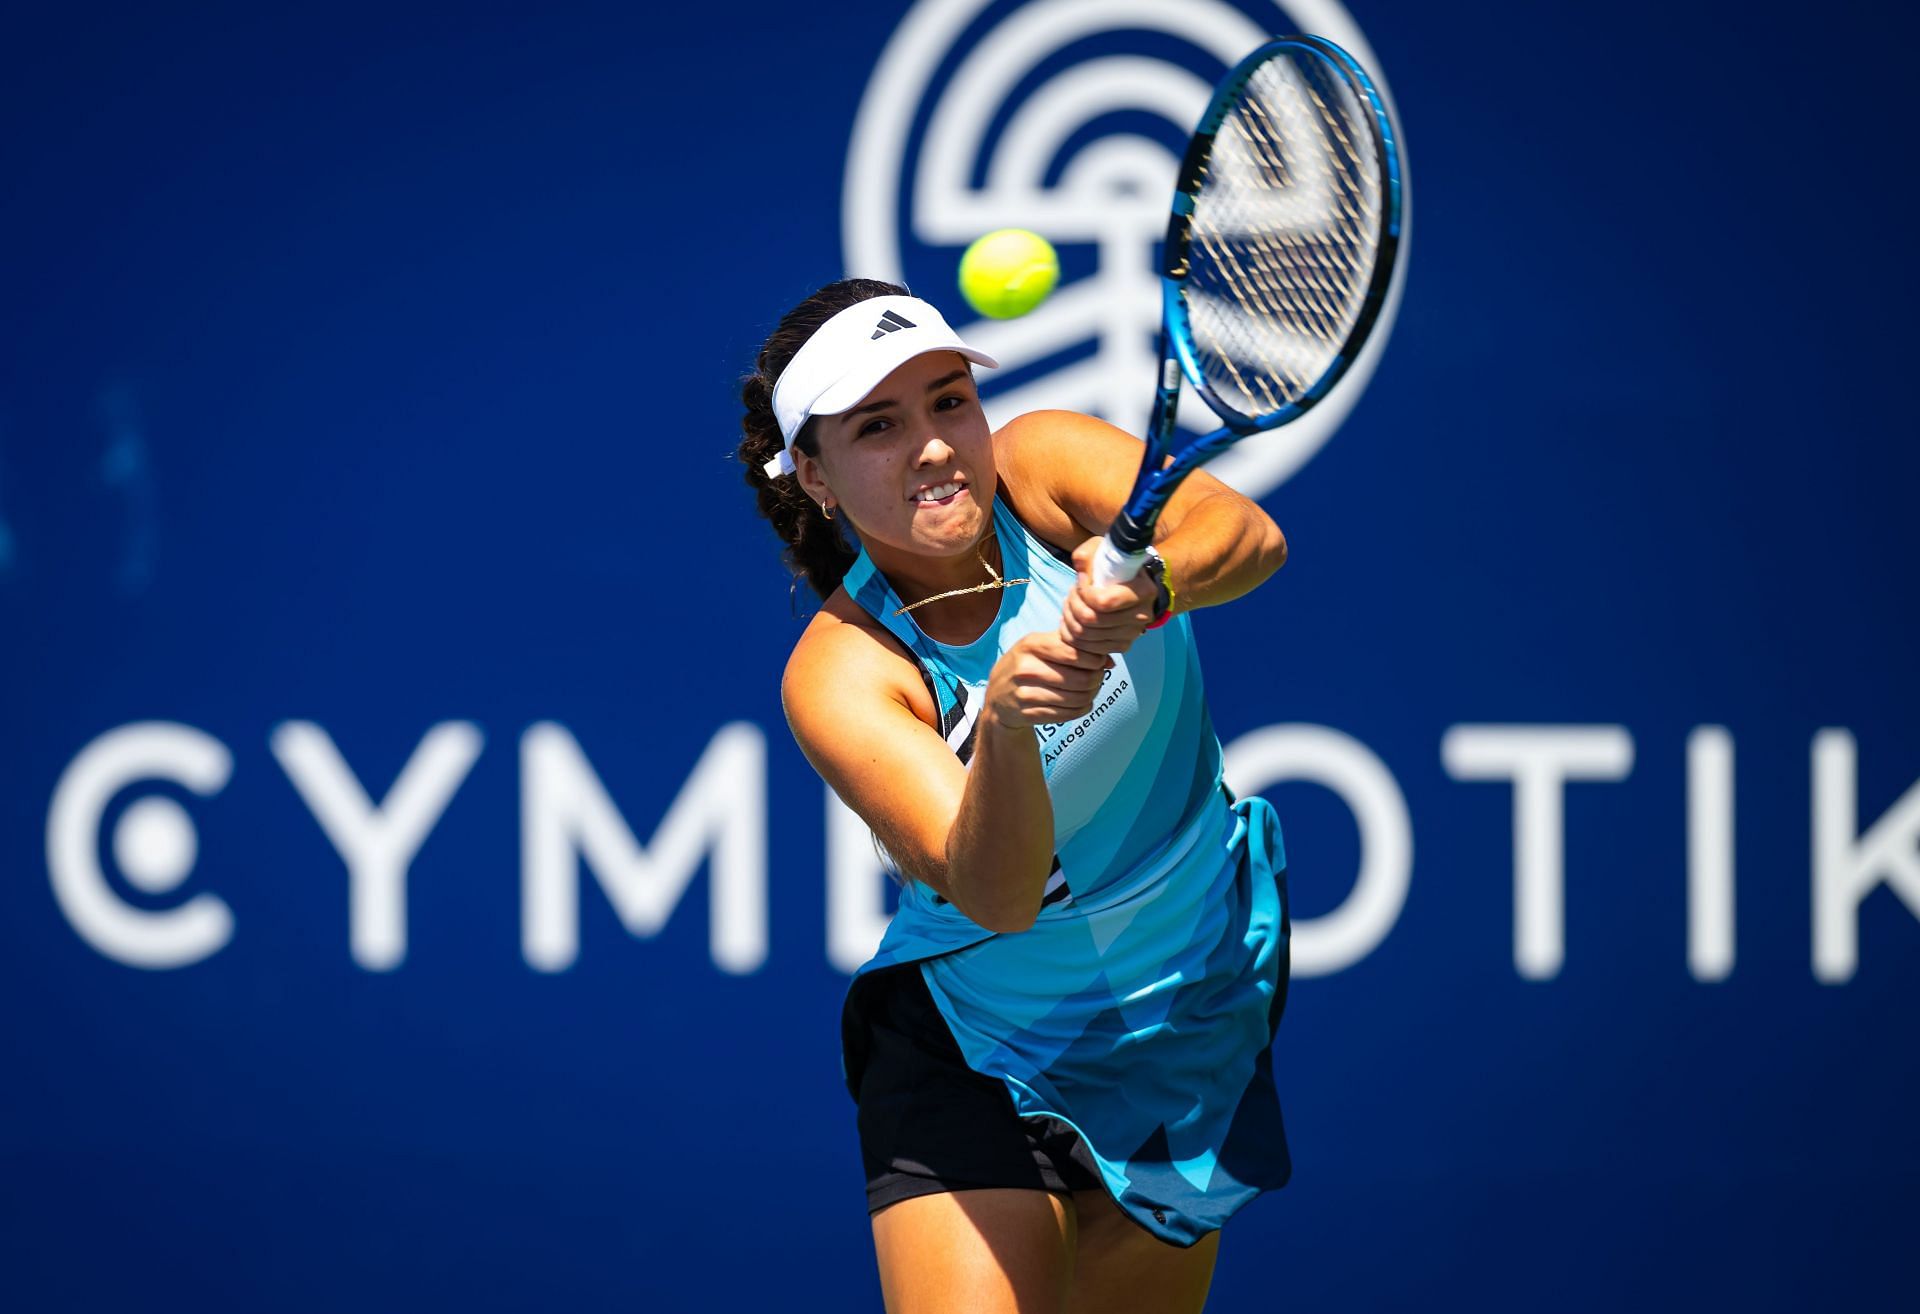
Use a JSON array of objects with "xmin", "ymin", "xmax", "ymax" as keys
[{"xmin": 1162, "ymin": 34, "xmax": 1404, "ymax": 441}]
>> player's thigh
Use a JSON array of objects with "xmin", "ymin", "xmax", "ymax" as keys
[
  {"xmin": 1064, "ymin": 1187, "xmax": 1220, "ymax": 1314},
  {"xmin": 871, "ymin": 1187, "xmax": 1078, "ymax": 1314}
]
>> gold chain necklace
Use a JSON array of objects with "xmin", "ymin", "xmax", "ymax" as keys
[{"xmin": 893, "ymin": 530, "xmax": 1031, "ymax": 617}]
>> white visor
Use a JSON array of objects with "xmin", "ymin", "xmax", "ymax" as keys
[{"xmin": 763, "ymin": 295, "xmax": 998, "ymax": 478}]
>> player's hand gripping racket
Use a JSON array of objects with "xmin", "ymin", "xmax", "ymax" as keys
[{"xmin": 1092, "ymin": 34, "xmax": 1404, "ymax": 587}]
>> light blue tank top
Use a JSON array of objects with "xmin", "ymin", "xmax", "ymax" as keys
[
  {"xmin": 839, "ymin": 485, "xmax": 1293, "ymax": 1245},
  {"xmin": 842, "ymin": 487, "xmax": 1225, "ymax": 962}
]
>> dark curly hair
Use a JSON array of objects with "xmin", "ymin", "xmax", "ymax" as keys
[{"xmin": 737, "ymin": 278, "xmax": 910, "ymax": 606}]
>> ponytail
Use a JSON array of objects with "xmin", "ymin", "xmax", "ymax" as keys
[{"xmin": 736, "ymin": 278, "xmax": 908, "ymax": 605}]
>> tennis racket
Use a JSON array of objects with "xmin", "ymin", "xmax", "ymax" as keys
[{"xmin": 1092, "ymin": 34, "xmax": 1404, "ymax": 586}]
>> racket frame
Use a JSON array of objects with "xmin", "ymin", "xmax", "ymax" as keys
[{"xmin": 1094, "ymin": 33, "xmax": 1403, "ymax": 584}]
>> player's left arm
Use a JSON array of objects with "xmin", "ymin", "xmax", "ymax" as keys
[{"xmin": 998, "ymin": 409, "xmax": 1287, "ymax": 640}]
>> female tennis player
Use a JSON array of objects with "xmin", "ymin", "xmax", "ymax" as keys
[{"xmin": 738, "ymin": 278, "xmax": 1291, "ymax": 1314}]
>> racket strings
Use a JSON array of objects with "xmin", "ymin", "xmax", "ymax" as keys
[
  {"xmin": 1216, "ymin": 78, "xmax": 1371, "ymax": 350},
  {"xmin": 1182, "ymin": 50, "xmax": 1385, "ymax": 419}
]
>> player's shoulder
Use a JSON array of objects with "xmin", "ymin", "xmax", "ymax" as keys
[
  {"xmin": 782, "ymin": 588, "xmax": 907, "ymax": 697},
  {"xmin": 994, "ymin": 409, "xmax": 1140, "ymax": 544},
  {"xmin": 994, "ymin": 407, "xmax": 1133, "ymax": 464},
  {"xmin": 781, "ymin": 587, "xmax": 935, "ymax": 737}
]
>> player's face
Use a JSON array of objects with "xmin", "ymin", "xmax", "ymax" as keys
[{"xmin": 806, "ymin": 351, "xmax": 996, "ymax": 561}]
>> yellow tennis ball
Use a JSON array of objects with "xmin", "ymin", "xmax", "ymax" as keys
[{"xmin": 958, "ymin": 228, "xmax": 1059, "ymax": 319}]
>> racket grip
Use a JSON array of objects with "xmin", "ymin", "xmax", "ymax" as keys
[{"xmin": 1092, "ymin": 537, "xmax": 1149, "ymax": 585}]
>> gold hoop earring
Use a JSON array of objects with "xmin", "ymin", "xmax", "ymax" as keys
[{"xmin": 820, "ymin": 501, "xmax": 834, "ymax": 521}]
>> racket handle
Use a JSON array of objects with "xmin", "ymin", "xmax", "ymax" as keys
[{"xmin": 1092, "ymin": 537, "xmax": 1149, "ymax": 585}]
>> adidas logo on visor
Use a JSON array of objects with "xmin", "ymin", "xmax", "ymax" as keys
[{"xmin": 870, "ymin": 309, "xmax": 916, "ymax": 339}]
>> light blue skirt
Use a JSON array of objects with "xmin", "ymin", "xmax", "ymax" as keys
[{"xmin": 910, "ymin": 789, "xmax": 1291, "ymax": 1246}]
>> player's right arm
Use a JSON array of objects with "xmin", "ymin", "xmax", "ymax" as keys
[{"xmin": 781, "ymin": 615, "xmax": 1108, "ymax": 933}]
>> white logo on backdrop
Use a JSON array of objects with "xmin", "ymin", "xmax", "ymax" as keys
[{"xmin": 842, "ymin": 0, "xmax": 1409, "ymax": 500}]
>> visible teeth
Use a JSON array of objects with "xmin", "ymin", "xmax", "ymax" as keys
[{"xmin": 916, "ymin": 482, "xmax": 961, "ymax": 502}]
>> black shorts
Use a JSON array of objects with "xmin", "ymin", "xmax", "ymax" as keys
[{"xmin": 842, "ymin": 962, "xmax": 1104, "ymax": 1215}]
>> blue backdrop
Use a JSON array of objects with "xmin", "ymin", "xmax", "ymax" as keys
[{"xmin": 3, "ymin": 2, "xmax": 1916, "ymax": 1310}]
